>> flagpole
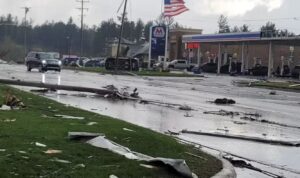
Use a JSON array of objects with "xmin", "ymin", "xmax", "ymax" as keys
[
  {"xmin": 148, "ymin": 26, "xmax": 153, "ymax": 69},
  {"xmin": 164, "ymin": 24, "xmax": 169, "ymax": 70}
]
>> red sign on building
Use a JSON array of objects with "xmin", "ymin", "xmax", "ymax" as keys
[{"xmin": 187, "ymin": 43, "xmax": 200, "ymax": 49}]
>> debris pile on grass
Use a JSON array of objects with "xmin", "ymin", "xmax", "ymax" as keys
[{"xmin": 1, "ymin": 91, "xmax": 26, "ymax": 109}]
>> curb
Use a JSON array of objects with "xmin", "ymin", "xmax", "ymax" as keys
[{"xmin": 211, "ymin": 157, "xmax": 237, "ymax": 178}]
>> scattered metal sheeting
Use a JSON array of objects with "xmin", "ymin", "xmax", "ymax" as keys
[
  {"xmin": 68, "ymin": 132, "xmax": 104, "ymax": 141},
  {"xmin": 0, "ymin": 105, "xmax": 12, "ymax": 110},
  {"xmin": 54, "ymin": 115, "xmax": 85, "ymax": 120},
  {"xmin": 224, "ymin": 157, "xmax": 283, "ymax": 178},
  {"xmin": 70, "ymin": 133, "xmax": 196, "ymax": 178},
  {"xmin": 181, "ymin": 130, "xmax": 300, "ymax": 147}
]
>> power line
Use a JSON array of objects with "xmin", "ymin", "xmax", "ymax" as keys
[{"xmin": 76, "ymin": 0, "xmax": 89, "ymax": 59}]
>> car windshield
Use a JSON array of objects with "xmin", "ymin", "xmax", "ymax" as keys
[{"xmin": 39, "ymin": 53, "xmax": 51, "ymax": 60}]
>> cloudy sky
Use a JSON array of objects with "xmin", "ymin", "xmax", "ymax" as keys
[{"xmin": 0, "ymin": 0, "xmax": 300, "ymax": 34}]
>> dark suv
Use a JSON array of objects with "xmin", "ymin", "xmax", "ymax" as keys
[{"xmin": 25, "ymin": 52, "xmax": 62, "ymax": 72}]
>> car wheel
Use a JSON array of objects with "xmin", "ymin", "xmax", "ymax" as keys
[
  {"xmin": 27, "ymin": 65, "xmax": 31, "ymax": 72},
  {"xmin": 39, "ymin": 67, "xmax": 45, "ymax": 73}
]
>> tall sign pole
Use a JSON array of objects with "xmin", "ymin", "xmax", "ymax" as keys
[
  {"xmin": 115, "ymin": 0, "xmax": 128, "ymax": 71},
  {"xmin": 77, "ymin": 0, "xmax": 89, "ymax": 59}
]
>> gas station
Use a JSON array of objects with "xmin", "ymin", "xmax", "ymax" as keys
[{"xmin": 182, "ymin": 32, "xmax": 300, "ymax": 78}]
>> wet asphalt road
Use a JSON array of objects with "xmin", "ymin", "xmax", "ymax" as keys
[{"xmin": 1, "ymin": 64, "xmax": 300, "ymax": 178}]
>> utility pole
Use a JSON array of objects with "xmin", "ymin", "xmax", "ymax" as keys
[
  {"xmin": 76, "ymin": 0, "xmax": 89, "ymax": 59},
  {"xmin": 22, "ymin": 7, "xmax": 30, "ymax": 56},
  {"xmin": 115, "ymin": 0, "xmax": 128, "ymax": 71}
]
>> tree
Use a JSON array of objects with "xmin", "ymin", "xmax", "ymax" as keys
[
  {"xmin": 231, "ymin": 24, "xmax": 250, "ymax": 33},
  {"xmin": 218, "ymin": 15, "xmax": 230, "ymax": 33},
  {"xmin": 261, "ymin": 22, "xmax": 276, "ymax": 33},
  {"xmin": 155, "ymin": 13, "xmax": 174, "ymax": 27}
]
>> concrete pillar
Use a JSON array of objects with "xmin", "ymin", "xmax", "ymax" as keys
[
  {"xmin": 217, "ymin": 43, "xmax": 222, "ymax": 74},
  {"xmin": 268, "ymin": 42, "xmax": 274, "ymax": 78},
  {"xmin": 224, "ymin": 52, "xmax": 228, "ymax": 65},
  {"xmin": 197, "ymin": 46, "xmax": 201, "ymax": 66},
  {"xmin": 229, "ymin": 57, "xmax": 232, "ymax": 73},
  {"xmin": 241, "ymin": 42, "xmax": 245, "ymax": 74}
]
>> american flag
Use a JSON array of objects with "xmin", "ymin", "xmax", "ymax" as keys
[{"xmin": 164, "ymin": 0, "xmax": 189, "ymax": 17}]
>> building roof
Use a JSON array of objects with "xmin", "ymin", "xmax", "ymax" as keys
[
  {"xmin": 183, "ymin": 32, "xmax": 300, "ymax": 45},
  {"xmin": 127, "ymin": 42, "xmax": 149, "ymax": 57}
]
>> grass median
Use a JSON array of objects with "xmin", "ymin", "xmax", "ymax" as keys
[
  {"xmin": 250, "ymin": 81, "xmax": 300, "ymax": 92},
  {"xmin": 65, "ymin": 67, "xmax": 198, "ymax": 77},
  {"xmin": 0, "ymin": 85, "xmax": 222, "ymax": 178}
]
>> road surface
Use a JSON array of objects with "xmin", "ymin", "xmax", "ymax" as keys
[{"xmin": 1, "ymin": 64, "xmax": 300, "ymax": 178}]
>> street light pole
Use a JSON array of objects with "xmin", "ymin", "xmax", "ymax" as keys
[
  {"xmin": 22, "ymin": 7, "xmax": 30, "ymax": 56},
  {"xmin": 115, "ymin": 0, "xmax": 128, "ymax": 71}
]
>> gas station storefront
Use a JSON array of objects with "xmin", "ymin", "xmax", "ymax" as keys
[{"xmin": 181, "ymin": 32, "xmax": 300, "ymax": 77}]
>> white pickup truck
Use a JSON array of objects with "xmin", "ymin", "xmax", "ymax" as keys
[{"xmin": 168, "ymin": 59, "xmax": 195, "ymax": 70}]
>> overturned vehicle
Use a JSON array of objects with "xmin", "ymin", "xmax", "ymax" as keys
[{"xmin": 105, "ymin": 57, "xmax": 139, "ymax": 71}]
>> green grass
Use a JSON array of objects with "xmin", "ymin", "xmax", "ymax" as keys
[
  {"xmin": 0, "ymin": 85, "xmax": 221, "ymax": 178},
  {"xmin": 65, "ymin": 67, "xmax": 199, "ymax": 77},
  {"xmin": 251, "ymin": 81, "xmax": 300, "ymax": 92}
]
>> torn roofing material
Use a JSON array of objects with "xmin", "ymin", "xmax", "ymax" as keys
[{"xmin": 70, "ymin": 132, "xmax": 196, "ymax": 178}]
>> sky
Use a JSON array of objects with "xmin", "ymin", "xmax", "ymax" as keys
[{"xmin": 0, "ymin": 0, "xmax": 300, "ymax": 34}]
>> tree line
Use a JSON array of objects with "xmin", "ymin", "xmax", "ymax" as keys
[{"xmin": 0, "ymin": 14, "xmax": 155, "ymax": 61}]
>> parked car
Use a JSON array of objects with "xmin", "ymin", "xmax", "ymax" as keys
[
  {"xmin": 201, "ymin": 62, "xmax": 217, "ymax": 73},
  {"xmin": 168, "ymin": 59, "xmax": 194, "ymax": 70},
  {"xmin": 105, "ymin": 57, "xmax": 139, "ymax": 71},
  {"xmin": 292, "ymin": 65, "xmax": 300, "ymax": 78},
  {"xmin": 84, "ymin": 58, "xmax": 105, "ymax": 67},
  {"xmin": 249, "ymin": 64, "xmax": 268, "ymax": 76},
  {"xmin": 25, "ymin": 52, "xmax": 62, "ymax": 72}
]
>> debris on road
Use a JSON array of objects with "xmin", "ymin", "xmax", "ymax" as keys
[
  {"xmin": 233, "ymin": 121, "xmax": 247, "ymax": 125},
  {"xmin": 204, "ymin": 110, "xmax": 239, "ymax": 117},
  {"xmin": 179, "ymin": 105, "xmax": 192, "ymax": 111},
  {"xmin": 181, "ymin": 130, "xmax": 300, "ymax": 147},
  {"xmin": 224, "ymin": 156, "xmax": 284, "ymax": 178},
  {"xmin": 240, "ymin": 116, "xmax": 300, "ymax": 130},
  {"xmin": 184, "ymin": 112, "xmax": 193, "ymax": 117},
  {"xmin": 269, "ymin": 91, "xmax": 277, "ymax": 95},
  {"xmin": 214, "ymin": 98, "xmax": 236, "ymax": 105},
  {"xmin": 54, "ymin": 115, "xmax": 85, "ymax": 120},
  {"xmin": 35, "ymin": 142, "xmax": 47, "ymax": 147}
]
